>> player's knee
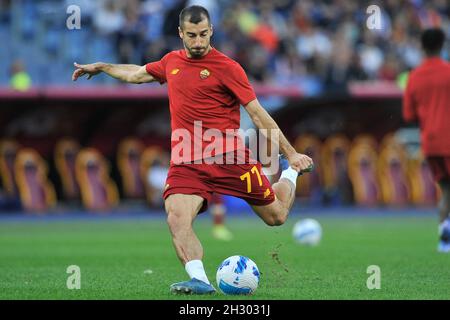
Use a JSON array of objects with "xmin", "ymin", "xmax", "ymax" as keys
[
  {"xmin": 273, "ymin": 213, "xmax": 288, "ymax": 226},
  {"xmin": 264, "ymin": 210, "xmax": 287, "ymax": 226},
  {"xmin": 166, "ymin": 209, "xmax": 188, "ymax": 230}
]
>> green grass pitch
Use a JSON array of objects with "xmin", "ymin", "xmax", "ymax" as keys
[{"xmin": 0, "ymin": 211, "xmax": 449, "ymax": 300}]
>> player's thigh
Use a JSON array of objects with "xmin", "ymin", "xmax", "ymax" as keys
[
  {"xmin": 213, "ymin": 163, "xmax": 280, "ymax": 222},
  {"xmin": 164, "ymin": 193, "xmax": 205, "ymax": 221},
  {"xmin": 163, "ymin": 164, "xmax": 213, "ymax": 213},
  {"xmin": 213, "ymin": 162, "xmax": 275, "ymax": 206}
]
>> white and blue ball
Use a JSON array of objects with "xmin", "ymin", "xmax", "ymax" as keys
[
  {"xmin": 292, "ymin": 218, "xmax": 322, "ymax": 246},
  {"xmin": 216, "ymin": 255, "xmax": 260, "ymax": 295}
]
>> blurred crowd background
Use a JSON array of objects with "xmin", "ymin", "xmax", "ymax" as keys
[
  {"xmin": 1, "ymin": 0, "xmax": 449, "ymax": 94},
  {"xmin": 0, "ymin": 0, "xmax": 448, "ymax": 213}
]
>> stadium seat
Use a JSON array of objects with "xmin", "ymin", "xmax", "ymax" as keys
[
  {"xmin": 0, "ymin": 139, "xmax": 21, "ymax": 198},
  {"xmin": 14, "ymin": 148, "xmax": 56, "ymax": 213},
  {"xmin": 377, "ymin": 143, "xmax": 411, "ymax": 206},
  {"xmin": 54, "ymin": 137, "xmax": 81, "ymax": 200},
  {"xmin": 117, "ymin": 137, "xmax": 145, "ymax": 199},
  {"xmin": 293, "ymin": 134, "xmax": 323, "ymax": 204},
  {"xmin": 407, "ymin": 151, "xmax": 440, "ymax": 206},
  {"xmin": 140, "ymin": 146, "xmax": 170, "ymax": 207},
  {"xmin": 348, "ymin": 138, "xmax": 380, "ymax": 206},
  {"xmin": 352, "ymin": 134, "xmax": 378, "ymax": 150},
  {"xmin": 321, "ymin": 134, "xmax": 353, "ymax": 205},
  {"xmin": 379, "ymin": 132, "xmax": 398, "ymax": 151},
  {"xmin": 75, "ymin": 148, "xmax": 119, "ymax": 212}
]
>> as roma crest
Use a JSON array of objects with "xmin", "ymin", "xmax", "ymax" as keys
[{"xmin": 200, "ymin": 69, "xmax": 210, "ymax": 79}]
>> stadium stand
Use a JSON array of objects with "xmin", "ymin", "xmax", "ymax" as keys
[
  {"xmin": 1, "ymin": 0, "xmax": 446, "ymax": 93},
  {"xmin": 0, "ymin": 0, "xmax": 446, "ymax": 211},
  {"xmin": 75, "ymin": 148, "xmax": 119, "ymax": 211},
  {"xmin": 377, "ymin": 142, "xmax": 411, "ymax": 206},
  {"xmin": 348, "ymin": 136, "xmax": 380, "ymax": 206},
  {"xmin": 407, "ymin": 151, "xmax": 440, "ymax": 206},
  {"xmin": 117, "ymin": 137, "xmax": 146, "ymax": 199},
  {"xmin": 294, "ymin": 134, "xmax": 323, "ymax": 204},
  {"xmin": 0, "ymin": 139, "xmax": 20, "ymax": 199},
  {"xmin": 140, "ymin": 146, "xmax": 170, "ymax": 207},
  {"xmin": 54, "ymin": 137, "xmax": 81, "ymax": 201},
  {"xmin": 14, "ymin": 148, "xmax": 56, "ymax": 212},
  {"xmin": 321, "ymin": 134, "xmax": 352, "ymax": 205}
]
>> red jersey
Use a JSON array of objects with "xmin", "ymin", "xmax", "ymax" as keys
[
  {"xmin": 403, "ymin": 57, "xmax": 450, "ymax": 156},
  {"xmin": 145, "ymin": 48, "xmax": 256, "ymax": 163}
]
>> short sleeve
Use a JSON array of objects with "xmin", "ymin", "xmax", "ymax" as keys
[
  {"xmin": 145, "ymin": 53, "xmax": 170, "ymax": 84},
  {"xmin": 223, "ymin": 62, "xmax": 257, "ymax": 106}
]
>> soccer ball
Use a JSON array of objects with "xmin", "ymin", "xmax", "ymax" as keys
[
  {"xmin": 292, "ymin": 218, "xmax": 322, "ymax": 246},
  {"xmin": 216, "ymin": 255, "xmax": 260, "ymax": 295}
]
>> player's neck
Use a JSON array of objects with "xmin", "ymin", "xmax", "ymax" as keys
[{"xmin": 185, "ymin": 46, "xmax": 213, "ymax": 59}]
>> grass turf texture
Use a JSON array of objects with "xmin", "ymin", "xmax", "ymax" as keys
[{"xmin": 0, "ymin": 212, "xmax": 449, "ymax": 300}]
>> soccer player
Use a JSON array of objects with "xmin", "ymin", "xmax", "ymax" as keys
[
  {"xmin": 210, "ymin": 194, "xmax": 233, "ymax": 241},
  {"xmin": 72, "ymin": 5, "xmax": 314, "ymax": 293},
  {"xmin": 403, "ymin": 27, "xmax": 450, "ymax": 253}
]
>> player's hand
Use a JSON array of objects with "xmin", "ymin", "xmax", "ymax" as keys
[
  {"xmin": 287, "ymin": 153, "xmax": 313, "ymax": 173},
  {"xmin": 72, "ymin": 62, "xmax": 102, "ymax": 81}
]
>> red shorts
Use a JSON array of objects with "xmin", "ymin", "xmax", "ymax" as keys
[
  {"xmin": 426, "ymin": 156, "xmax": 450, "ymax": 183},
  {"xmin": 163, "ymin": 162, "xmax": 275, "ymax": 213}
]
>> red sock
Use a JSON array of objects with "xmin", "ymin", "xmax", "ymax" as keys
[{"xmin": 213, "ymin": 214, "xmax": 224, "ymax": 225}]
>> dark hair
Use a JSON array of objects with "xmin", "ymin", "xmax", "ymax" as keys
[
  {"xmin": 421, "ymin": 28, "xmax": 446, "ymax": 55},
  {"xmin": 179, "ymin": 5, "xmax": 210, "ymax": 29}
]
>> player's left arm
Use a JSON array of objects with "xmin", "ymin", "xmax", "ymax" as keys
[{"xmin": 244, "ymin": 98, "xmax": 313, "ymax": 172}]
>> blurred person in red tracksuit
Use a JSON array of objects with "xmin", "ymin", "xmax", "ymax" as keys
[{"xmin": 403, "ymin": 27, "xmax": 450, "ymax": 253}]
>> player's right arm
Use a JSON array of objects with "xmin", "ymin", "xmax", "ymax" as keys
[{"xmin": 72, "ymin": 62, "xmax": 156, "ymax": 84}]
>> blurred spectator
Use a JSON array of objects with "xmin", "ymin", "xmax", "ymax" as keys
[
  {"xmin": 93, "ymin": 0, "xmax": 125, "ymax": 35},
  {"xmin": 146, "ymin": 159, "xmax": 169, "ymax": 207},
  {"xmin": 358, "ymin": 31, "xmax": 384, "ymax": 79},
  {"xmin": 378, "ymin": 53, "xmax": 400, "ymax": 81},
  {"xmin": 141, "ymin": 39, "xmax": 169, "ymax": 66},
  {"xmin": 162, "ymin": 0, "xmax": 187, "ymax": 49},
  {"xmin": 0, "ymin": 0, "xmax": 11, "ymax": 24},
  {"xmin": 117, "ymin": 0, "xmax": 143, "ymax": 64},
  {"xmin": 9, "ymin": 60, "xmax": 31, "ymax": 91},
  {"xmin": 1, "ymin": 0, "xmax": 450, "ymax": 90}
]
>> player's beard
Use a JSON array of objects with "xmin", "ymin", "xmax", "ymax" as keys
[{"xmin": 184, "ymin": 40, "xmax": 210, "ymax": 58}]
